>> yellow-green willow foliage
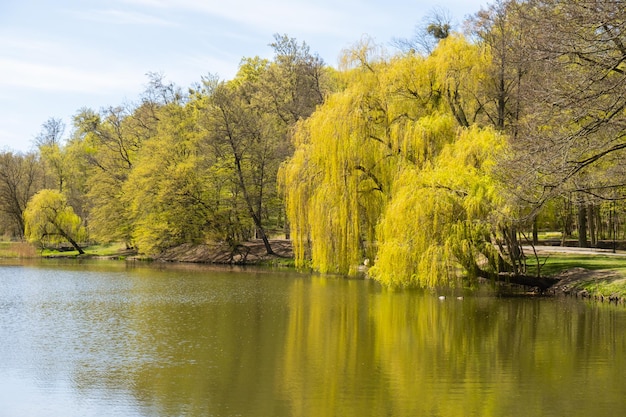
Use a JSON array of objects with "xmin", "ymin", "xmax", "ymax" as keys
[
  {"xmin": 280, "ymin": 89, "xmax": 390, "ymax": 275},
  {"xmin": 281, "ymin": 34, "xmax": 507, "ymax": 285},
  {"xmin": 24, "ymin": 189, "xmax": 87, "ymax": 253},
  {"xmin": 370, "ymin": 127, "xmax": 506, "ymax": 287}
]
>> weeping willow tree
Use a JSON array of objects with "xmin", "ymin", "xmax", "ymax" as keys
[
  {"xmin": 370, "ymin": 126, "xmax": 505, "ymax": 287},
  {"xmin": 279, "ymin": 85, "xmax": 390, "ymax": 275},
  {"xmin": 281, "ymin": 35, "xmax": 551, "ymax": 288},
  {"xmin": 23, "ymin": 189, "xmax": 87, "ymax": 254}
]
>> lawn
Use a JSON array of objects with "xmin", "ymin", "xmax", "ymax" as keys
[
  {"xmin": 531, "ymin": 254, "xmax": 626, "ymax": 276},
  {"xmin": 529, "ymin": 254, "xmax": 626, "ymax": 299}
]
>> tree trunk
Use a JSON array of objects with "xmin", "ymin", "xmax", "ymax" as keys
[
  {"xmin": 55, "ymin": 224, "xmax": 85, "ymax": 255},
  {"xmin": 66, "ymin": 235, "xmax": 85, "ymax": 255},
  {"xmin": 232, "ymin": 157, "xmax": 274, "ymax": 256},
  {"xmin": 588, "ymin": 204, "xmax": 597, "ymax": 247},
  {"xmin": 496, "ymin": 272, "xmax": 559, "ymax": 292},
  {"xmin": 256, "ymin": 226, "xmax": 274, "ymax": 256},
  {"xmin": 561, "ymin": 194, "xmax": 573, "ymax": 246},
  {"xmin": 577, "ymin": 206, "xmax": 588, "ymax": 247},
  {"xmin": 475, "ymin": 267, "xmax": 559, "ymax": 292},
  {"xmin": 532, "ymin": 215, "xmax": 539, "ymax": 246},
  {"xmin": 502, "ymin": 226, "xmax": 523, "ymax": 275}
]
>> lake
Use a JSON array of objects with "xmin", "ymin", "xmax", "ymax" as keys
[{"xmin": 0, "ymin": 259, "xmax": 625, "ymax": 416}]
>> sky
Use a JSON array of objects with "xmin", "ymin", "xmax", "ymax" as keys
[{"xmin": 0, "ymin": 0, "xmax": 488, "ymax": 152}]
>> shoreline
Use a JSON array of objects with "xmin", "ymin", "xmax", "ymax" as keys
[{"xmin": 6, "ymin": 240, "xmax": 626, "ymax": 304}]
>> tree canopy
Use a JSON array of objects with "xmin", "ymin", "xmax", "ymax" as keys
[{"xmin": 280, "ymin": 35, "xmax": 511, "ymax": 286}]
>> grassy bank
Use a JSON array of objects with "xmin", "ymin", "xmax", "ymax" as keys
[
  {"xmin": 529, "ymin": 254, "xmax": 626, "ymax": 300},
  {"xmin": 0, "ymin": 241, "xmax": 133, "ymax": 259},
  {"xmin": 41, "ymin": 242, "xmax": 134, "ymax": 258},
  {"xmin": 3, "ymin": 240, "xmax": 625, "ymax": 301}
]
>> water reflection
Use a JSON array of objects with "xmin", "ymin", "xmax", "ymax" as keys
[
  {"xmin": 281, "ymin": 279, "xmax": 626, "ymax": 416},
  {"xmin": 0, "ymin": 261, "xmax": 625, "ymax": 416}
]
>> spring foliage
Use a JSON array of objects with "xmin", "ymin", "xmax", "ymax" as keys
[
  {"xmin": 280, "ymin": 35, "xmax": 508, "ymax": 286},
  {"xmin": 370, "ymin": 127, "xmax": 505, "ymax": 287},
  {"xmin": 23, "ymin": 189, "xmax": 87, "ymax": 251}
]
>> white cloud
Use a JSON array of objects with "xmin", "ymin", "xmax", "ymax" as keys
[
  {"xmin": 71, "ymin": 9, "xmax": 176, "ymax": 26},
  {"xmin": 118, "ymin": 0, "xmax": 375, "ymax": 36},
  {"xmin": 0, "ymin": 57, "xmax": 144, "ymax": 93}
]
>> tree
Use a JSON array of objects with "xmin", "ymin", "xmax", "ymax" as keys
[
  {"xmin": 123, "ymin": 100, "xmax": 217, "ymax": 255},
  {"xmin": 467, "ymin": 0, "xmax": 537, "ymax": 264},
  {"xmin": 264, "ymin": 34, "xmax": 327, "ymax": 124},
  {"xmin": 469, "ymin": 0, "xmax": 531, "ymax": 133},
  {"xmin": 72, "ymin": 86, "xmax": 159, "ymax": 247},
  {"xmin": 0, "ymin": 152, "xmax": 42, "ymax": 237},
  {"xmin": 500, "ymin": 0, "xmax": 626, "ymax": 205},
  {"xmin": 393, "ymin": 7, "xmax": 454, "ymax": 54},
  {"xmin": 281, "ymin": 37, "xmax": 484, "ymax": 277},
  {"xmin": 281, "ymin": 35, "xmax": 559, "ymax": 289},
  {"xmin": 205, "ymin": 81, "xmax": 279, "ymax": 254},
  {"xmin": 34, "ymin": 117, "xmax": 65, "ymax": 148},
  {"xmin": 23, "ymin": 189, "xmax": 86, "ymax": 254},
  {"xmin": 198, "ymin": 35, "xmax": 329, "ymax": 255},
  {"xmin": 35, "ymin": 117, "xmax": 67, "ymax": 192},
  {"xmin": 370, "ymin": 126, "xmax": 507, "ymax": 287},
  {"xmin": 469, "ymin": 0, "xmax": 626, "ymax": 250}
]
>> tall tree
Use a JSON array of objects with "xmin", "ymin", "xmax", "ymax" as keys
[
  {"xmin": 198, "ymin": 35, "xmax": 329, "ymax": 255},
  {"xmin": 470, "ymin": 0, "xmax": 531, "ymax": 132},
  {"xmin": 504, "ymin": 0, "xmax": 626, "ymax": 205},
  {"xmin": 284, "ymin": 36, "xmax": 492, "ymax": 278},
  {"xmin": 72, "ymin": 98, "xmax": 157, "ymax": 247},
  {"xmin": 264, "ymin": 34, "xmax": 326, "ymax": 124},
  {"xmin": 0, "ymin": 152, "xmax": 43, "ymax": 237},
  {"xmin": 471, "ymin": 0, "xmax": 626, "ymax": 248},
  {"xmin": 205, "ymin": 81, "xmax": 278, "ymax": 254},
  {"xmin": 35, "ymin": 117, "xmax": 67, "ymax": 192},
  {"xmin": 123, "ymin": 100, "xmax": 216, "ymax": 255}
]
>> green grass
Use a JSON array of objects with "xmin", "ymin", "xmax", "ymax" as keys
[
  {"xmin": 577, "ymin": 277, "xmax": 626, "ymax": 299},
  {"xmin": 530, "ymin": 254, "xmax": 626, "ymax": 276},
  {"xmin": 528, "ymin": 254, "xmax": 626, "ymax": 299},
  {"xmin": 41, "ymin": 242, "xmax": 132, "ymax": 258},
  {"xmin": 534, "ymin": 231, "xmax": 563, "ymax": 240},
  {"xmin": 258, "ymin": 257, "xmax": 298, "ymax": 268}
]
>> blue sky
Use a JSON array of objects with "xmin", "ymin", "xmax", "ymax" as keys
[{"xmin": 0, "ymin": 0, "xmax": 487, "ymax": 152}]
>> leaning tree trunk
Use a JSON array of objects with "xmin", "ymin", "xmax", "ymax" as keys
[
  {"xmin": 500, "ymin": 226, "xmax": 524, "ymax": 275},
  {"xmin": 475, "ymin": 267, "xmax": 559, "ymax": 292},
  {"xmin": 232, "ymin": 155, "xmax": 274, "ymax": 256},
  {"xmin": 54, "ymin": 224, "xmax": 85, "ymax": 255}
]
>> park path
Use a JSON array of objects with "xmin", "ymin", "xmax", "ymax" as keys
[{"xmin": 522, "ymin": 245, "xmax": 626, "ymax": 257}]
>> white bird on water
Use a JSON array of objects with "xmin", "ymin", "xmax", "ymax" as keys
[{"xmin": 438, "ymin": 295, "xmax": 464, "ymax": 300}]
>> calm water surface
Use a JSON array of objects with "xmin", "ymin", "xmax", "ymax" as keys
[{"xmin": 0, "ymin": 259, "xmax": 625, "ymax": 416}]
